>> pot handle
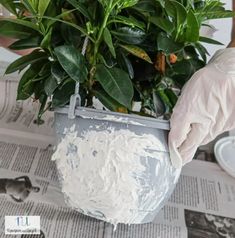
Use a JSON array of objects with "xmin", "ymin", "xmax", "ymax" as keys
[{"xmin": 68, "ymin": 37, "xmax": 89, "ymax": 119}]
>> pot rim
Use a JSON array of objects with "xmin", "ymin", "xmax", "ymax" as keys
[{"xmin": 55, "ymin": 106, "xmax": 170, "ymax": 131}]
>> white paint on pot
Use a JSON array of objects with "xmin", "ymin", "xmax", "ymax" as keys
[
  {"xmin": 79, "ymin": 114, "xmax": 145, "ymax": 126},
  {"xmin": 52, "ymin": 124, "xmax": 180, "ymax": 227}
]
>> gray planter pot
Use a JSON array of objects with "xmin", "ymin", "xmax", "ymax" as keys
[{"xmin": 54, "ymin": 106, "xmax": 181, "ymax": 225}]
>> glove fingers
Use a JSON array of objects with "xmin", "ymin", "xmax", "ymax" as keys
[
  {"xmin": 181, "ymin": 147, "xmax": 198, "ymax": 166},
  {"xmin": 169, "ymin": 112, "xmax": 191, "ymax": 148},
  {"xmin": 169, "ymin": 141, "xmax": 183, "ymax": 169},
  {"xmin": 169, "ymin": 113, "xmax": 191, "ymax": 168},
  {"xmin": 179, "ymin": 123, "xmax": 209, "ymax": 165}
]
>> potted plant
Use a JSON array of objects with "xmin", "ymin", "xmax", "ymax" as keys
[{"xmin": 0, "ymin": 0, "xmax": 233, "ymax": 226}]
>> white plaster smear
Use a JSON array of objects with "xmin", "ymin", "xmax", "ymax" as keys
[
  {"xmin": 52, "ymin": 125, "xmax": 180, "ymax": 227},
  {"xmin": 80, "ymin": 114, "xmax": 145, "ymax": 126}
]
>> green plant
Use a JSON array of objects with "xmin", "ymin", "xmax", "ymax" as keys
[{"xmin": 0, "ymin": 0, "xmax": 234, "ymax": 120}]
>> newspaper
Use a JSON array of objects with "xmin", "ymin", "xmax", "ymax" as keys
[
  {"xmin": 0, "ymin": 69, "xmax": 55, "ymax": 139},
  {"xmin": 0, "ymin": 76, "xmax": 105, "ymax": 238},
  {"xmin": 0, "ymin": 75, "xmax": 235, "ymax": 237}
]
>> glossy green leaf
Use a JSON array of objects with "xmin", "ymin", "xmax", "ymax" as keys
[
  {"xmin": 112, "ymin": 27, "xmax": 146, "ymax": 45},
  {"xmin": 199, "ymin": 36, "xmax": 224, "ymax": 45},
  {"xmin": 165, "ymin": 88, "xmax": 178, "ymax": 107},
  {"xmin": 119, "ymin": 0, "xmax": 139, "ymax": 9},
  {"xmin": 95, "ymin": 65, "xmax": 134, "ymax": 108},
  {"xmin": 38, "ymin": 62, "xmax": 51, "ymax": 77},
  {"xmin": 34, "ymin": 80, "xmax": 45, "ymax": 100},
  {"xmin": 37, "ymin": 93, "xmax": 48, "ymax": 120},
  {"xmin": 103, "ymin": 28, "xmax": 116, "ymax": 58},
  {"xmin": 94, "ymin": 88, "xmax": 127, "ymax": 112},
  {"xmin": 40, "ymin": 28, "xmax": 52, "ymax": 48},
  {"xmin": 21, "ymin": 0, "xmax": 37, "ymax": 15},
  {"xmin": 38, "ymin": 0, "xmax": 50, "ymax": 16},
  {"xmin": 5, "ymin": 50, "xmax": 48, "ymax": 74},
  {"xmin": 17, "ymin": 67, "xmax": 36, "ymax": 100},
  {"xmin": 117, "ymin": 51, "xmax": 134, "ymax": 79},
  {"xmin": 172, "ymin": 60, "xmax": 193, "ymax": 76},
  {"xmin": 157, "ymin": 33, "xmax": 184, "ymax": 54},
  {"xmin": 153, "ymin": 91, "xmax": 165, "ymax": 117},
  {"xmin": 196, "ymin": 10, "xmax": 235, "ymax": 20},
  {"xmin": 41, "ymin": 15, "xmax": 91, "ymax": 40},
  {"xmin": 5, "ymin": 18, "xmax": 40, "ymax": 31},
  {"xmin": 165, "ymin": 0, "xmax": 187, "ymax": 27},
  {"xmin": 52, "ymin": 80, "xmax": 75, "ymax": 107},
  {"xmin": 132, "ymin": 0, "xmax": 157, "ymax": 15},
  {"xmin": 194, "ymin": 42, "xmax": 209, "ymax": 62},
  {"xmin": 9, "ymin": 36, "xmax": 42, "ymax": 50},
  {"xmin": 0, "ymin": 20, "xmax": 39, "ymax": 39},
  {"xmin": 67, "ymin": 0, "xmax": 90, "ymax": 19},
  {"xmin": 54, "ymin": 45, "xmax": 88, "ymax": 83},
  {"xmin": 171, "ymin": 58, "xmax": 204, "ymax": 83},
  {"xmin": 51, "ymin": 62, "xmax": 67, "ymax": 84},
  {"xmin": 44, "ymin": 75, "xmax": 58, "ymax": 96},
  {"xmin": 185, "ymin": 10, "xmax": 199, "ymax": 42},
  {"xmin": 110, "ymin": 16, "xmax": 145, "ymax": 30},
  {"xmin": 150, "ymin": 17, "xmax": 174, "ymax": 34},
  {"xmin": 156, "ymin": 88, "xmax": 173, "ymax": 112}
]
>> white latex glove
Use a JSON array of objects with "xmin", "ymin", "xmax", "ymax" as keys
[{"xmin": 169, "ymin": 48, "xmax": 235, "ymax": 168}]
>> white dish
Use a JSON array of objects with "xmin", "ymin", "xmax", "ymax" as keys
[{"xmin": 214, "ymin": 136, "xmax": 235, "ymax": 178}]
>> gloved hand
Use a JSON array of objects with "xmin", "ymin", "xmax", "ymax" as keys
[{"xmin": 169, "ymin": 48, "xmax": 235, "ymax": 168}]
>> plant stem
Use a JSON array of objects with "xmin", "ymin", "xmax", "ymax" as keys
[
  {"xmin": 92, "ymin": 3, "xmax": 113, "ymax": 66},
  {"xmin": 88, "ymin": 1, "xmax": 114, "ymax": 92}
]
